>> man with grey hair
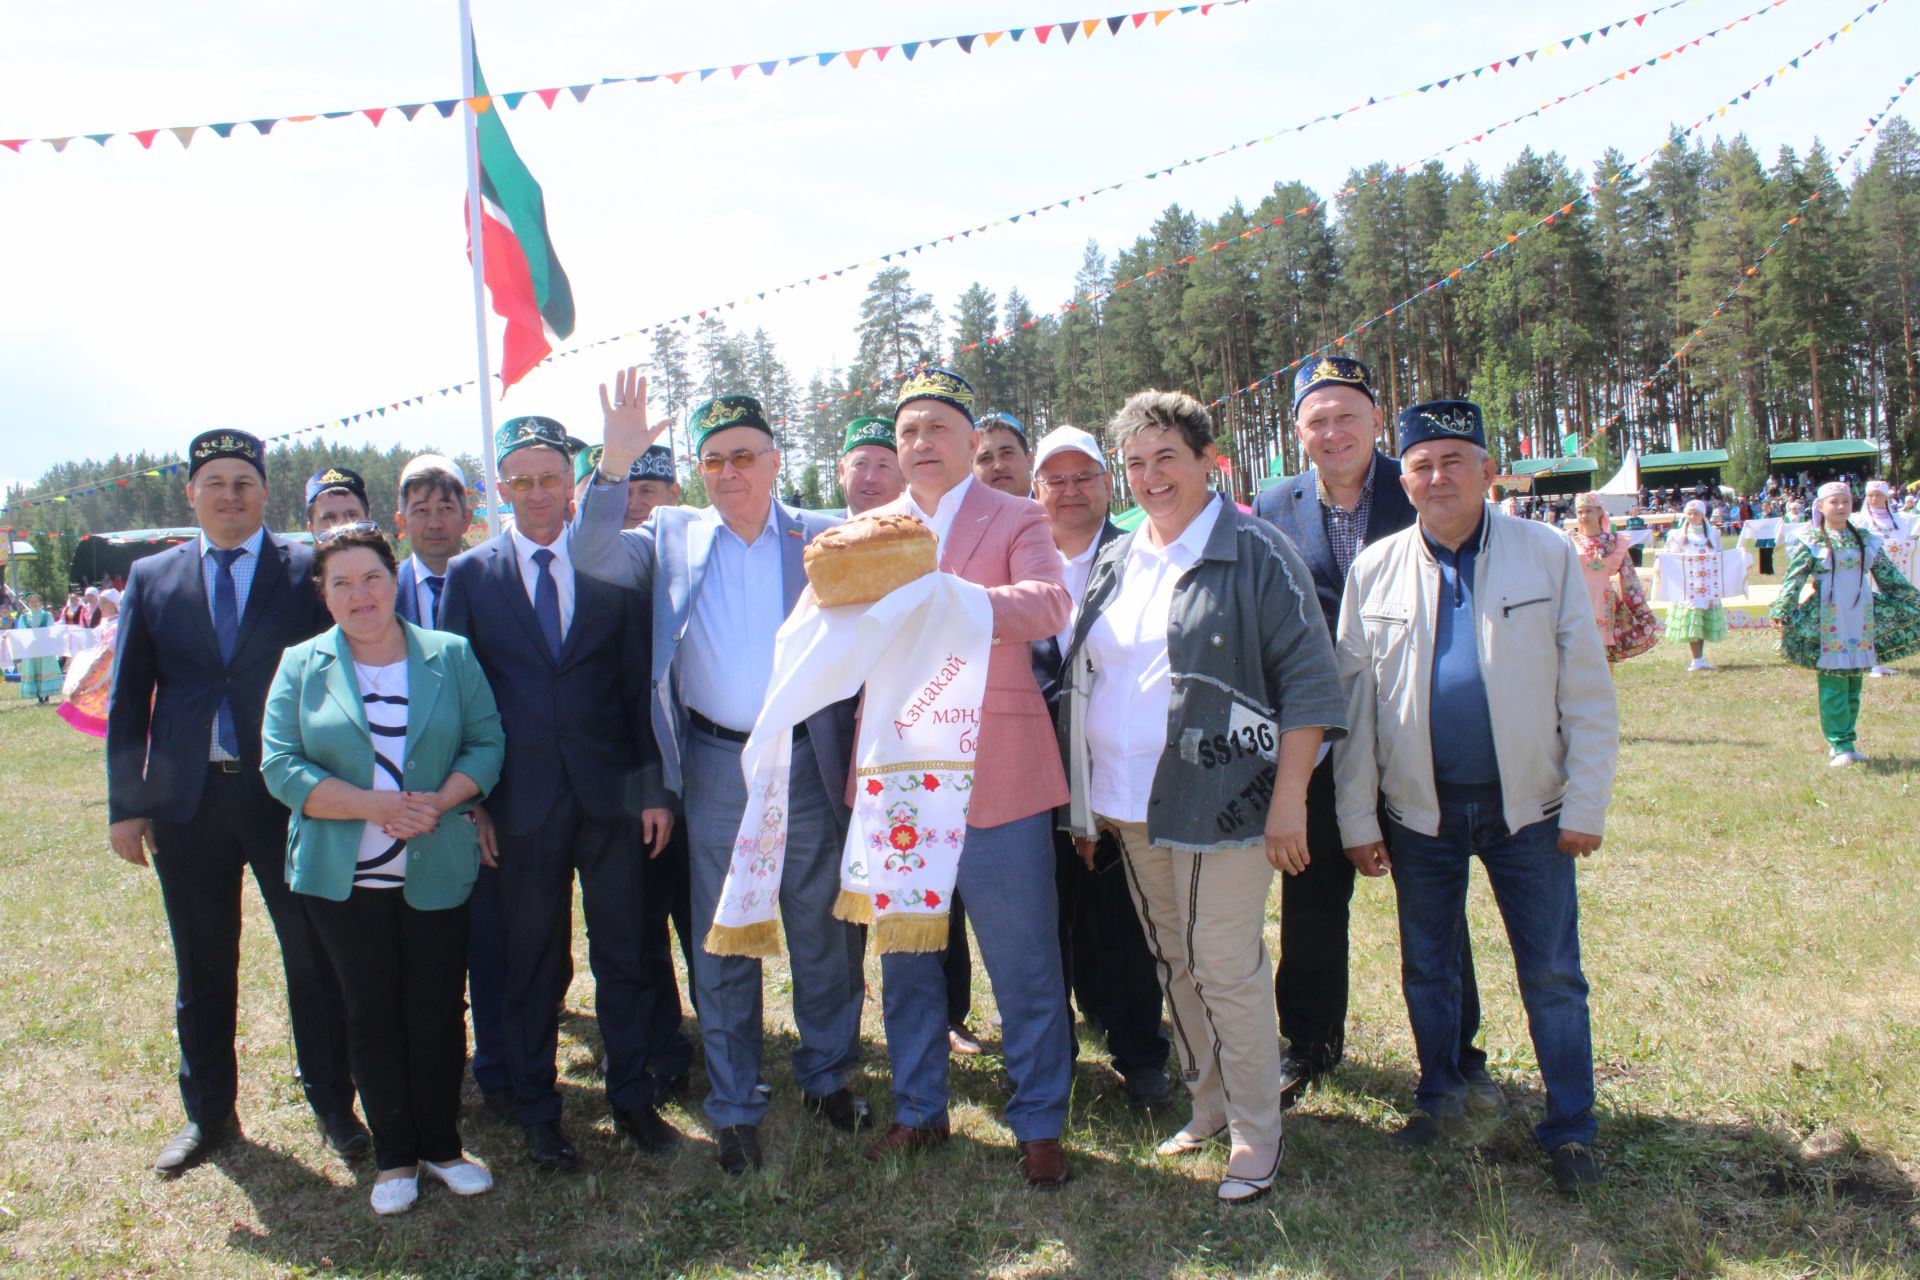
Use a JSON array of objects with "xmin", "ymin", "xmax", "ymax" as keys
[{"xmin": 1334, "ymin": 398, "xmax": 1617, "ymax": 1193}]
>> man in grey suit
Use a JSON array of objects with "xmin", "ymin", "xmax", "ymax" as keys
[
  {"xmin": 1253, "ymin": 357, "xmax": 1496, "ymax": 1116},
  {"xmin": 573, "ymin": 369, "xmax": 868, "ymax": 1176}
]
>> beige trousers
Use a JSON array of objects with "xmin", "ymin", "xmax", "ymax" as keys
[{"xmin": 1107, "ymin": 821, "xmax": 1283, "ymax": 1154}]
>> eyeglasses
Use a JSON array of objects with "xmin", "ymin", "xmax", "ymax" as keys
[
  {"xmin": 316, "ymin": 520, "xmax": 381, "ymax": 543},
  {"xmin": 1035, "ymin": 470, "xmax": 1106, "ymax": 492},
  {"xmin": 498, "ymin": 472, "xmax": 568, "ymax": 496},
  {"xmin": 698, "ymin": 446, "xmax": 778, "ymax": 475}
]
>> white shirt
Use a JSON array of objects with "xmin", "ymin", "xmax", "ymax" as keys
[
  {"xmin": 679, "ymin": 498, "xmax": 786, "ymax": 734},
  {"xmin": 509, "ymin": 524, "xmax": 575, "ymax": 638},
  {"xmin": 905, "ymin": 474, "xmax": 976, "ymax": 557},
  {"xmin": 1054, "ymin": 536, "xmax": 1101, "ymax": 656},
  {"xmin": 1083, "ymin": 496, "xmax": 1224, "ymax": 823},
  {"xmin": 409, "ymin": 553, "xmax": 447, "ymax": 623}
]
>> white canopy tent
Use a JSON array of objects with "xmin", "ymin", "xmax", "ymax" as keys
[{"xmin": 1593, "ymin": 448, "xmax": 1640, "ymax": 517}]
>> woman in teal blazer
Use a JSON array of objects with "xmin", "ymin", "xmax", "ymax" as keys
[{"xmin": 262, "ymin": 525, "xmax": 503, "ymax": 1217}]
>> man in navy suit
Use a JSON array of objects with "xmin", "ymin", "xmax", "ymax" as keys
[
  {"xmin": 392, "ymin": 454, "xmax": 470, "ymax": 629},
  {"xmin": 1253, "ymin": 358, "xmax": 1495, "ymax": 1114},
  {"xmin": 108, "ymin": 429, "xmax": 362, "ymax": 1174},
  {"xmin": 576, "ymin": 371, "xmax": 867, "ymax": 1177},
  {"xmin": 438, "ymin": 416, "xmax": 677, "ymax": 1172}
]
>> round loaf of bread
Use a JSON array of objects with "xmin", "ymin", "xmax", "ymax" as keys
[{"xmin": 804, "ymin": 514, "xmax": 938, "ymax": 607}]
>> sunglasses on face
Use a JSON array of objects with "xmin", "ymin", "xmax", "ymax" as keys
[
  {"xmin": 499, "ymin": 472, "xmax": 568, "ymax": 496},
  {"xmin": 316, "ymin": 520, "xmax": 382, "ymax": 543},
  {"xmin": 698, "ymin": 446, "xmax": 777, "ymax": 476}
]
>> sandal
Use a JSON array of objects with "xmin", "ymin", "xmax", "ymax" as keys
[
  {"xmin": 1217, "ymin": 1144, "xmax": 1283, "ymax": 1205},
  {"xmin": 1154, "ymin": 1123, "xmax": 1227, "ymax": 1158}
]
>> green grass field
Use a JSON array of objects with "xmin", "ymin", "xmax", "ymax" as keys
[{"xmin": 2, "ymin": 630, "xmax": 1916, "ymax": 1278}]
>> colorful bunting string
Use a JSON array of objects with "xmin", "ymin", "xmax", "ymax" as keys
[
  {"xmin": 1200, "ymin": 1, "xmax": 1894, "ymax": 422},
  {"xmin": 491, "ymin": 0, "xmax": 1774, "ymax": 389},
  {"xmin": 1, "ymin": 2, "xmax": 1257, "ymax": 156},
  {"xmin": 1524, "ymin": 72, "xmax": 1916, "ymax": 478}
]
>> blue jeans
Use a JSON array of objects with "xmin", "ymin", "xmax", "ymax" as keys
[
  {"xmin": 879, "ymin": 811, "xmax": 1073, "ymax": 1141},
  {"xmin": 684, "ymin": 727, "xmax": 864, "ymax": 1130},
  {"xmin": 1387, "ymin": 782, "xmax": 1596, "ymax": 1151}
]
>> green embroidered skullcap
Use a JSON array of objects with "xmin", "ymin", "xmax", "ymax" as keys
[
  {"xmin": 574, "ymin": 444, "xmax": 605, "ymax": 484},
  {"xmin": 689, "ymin": 395, "xmax": 772, "ymax": 456},
  {"xmin": 841, "ymin": 416, "xmax": 895, "ymax": 455},
  {"xmin": 495, "ymin": 415, "xmax": 575, "ymax": 468}
]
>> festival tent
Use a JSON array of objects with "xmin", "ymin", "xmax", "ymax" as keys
[
  {"xmin": 1766, "ymin": 438, "xmax": 1879, "ymax": 483},
  {"xmin": 1592, "ymin": 448, "xmax": 1641, "ymax": 516},
  {"xmin": 1510, "ymin": 456, "xmax": 1598, "ymax": 495},
  {"xmin": 1639, "ymin": 448, "xmax": 1728, "ymax": 491}
]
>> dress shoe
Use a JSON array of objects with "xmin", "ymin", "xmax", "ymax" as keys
[
  {"xmin": 1550, "ymin": 1142, "xmax": 1605, "ymax": 1192},
  {"xmin": 1463, "ymin": 1065, "xmax": 1508, "ymax": 1118},
  {"xmin": 947, "ymin": 1023, "xmax": 983, "ymax": 1056},
  {"xmin": 662, "ymin": 1072, "xmax": 692, "ymax": 1101},
  {"xmin": 715, "ymin": 1124, "xmax": 763, "ymax": 1175},
  {"xmin": 480, "ymin": 1087, "xmax": 517, "ymax": 1122},
  {"xmin": 1017, "ymin": 1138, "xmax": 1072, "ymax": 1188},
  {"xmin": 1276, "ymin": 1053, "xmax": 1327, "ymax": 1111},
  {"xmin": 524, "ymin": 1120, "xmax": 579, "ymax": 1171},
  {"xmin": 153, "ymin": 1113, "xmax": 239, "ymax": 1175},
  {"xmin": 1123, "ymin": 1069, "xmax": 1174, "ymax": 1109},
  {"xmin": 1389, "ymin": 1111, "xmax": 1463, "ymax": 1149},
  {"xmin": 316, "ymin": 1108, "xmax": 372, "ymax": 1160},
  {"xmin": 803, "ymin": 1088, "xmax": 874, "ymax": 1133},
  {"xmin": 863, "ymin": 1121, "xmax": 950, "ymax": 1161},
  {"xmin": 614, "ymin": 1104, "xmax": 682, "ymax": 1153}
]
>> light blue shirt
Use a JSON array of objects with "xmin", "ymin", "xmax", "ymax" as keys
[
  {"xmin": 679, "ymin": 498, "xmax": 785, "ymax": 734},
  {"xmin": 200, "ymin": 526, "xmax": 265, "ymax": 760},
  {"xmin": 1424, "ymin": 516, "xmax": 1498, "ymax": 787}
]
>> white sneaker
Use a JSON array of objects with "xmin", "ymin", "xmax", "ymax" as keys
[
  {"xmin": 1847, "ymin": 750, "xmax": 1871, "ymax": 765},
  {"xmin": 1687, "ymin": 658, "xmax": 1711, "ymax": 671},
  {"xmin": 370, "ymin": 1171, "xmax": 419, "ymax": 1216},
  {"xmin": 1869, "ymin": 665, "xmax": 1893, "ymax": 677},
  {"xmin": 423, "ymin": 1156, "xmax": 494, "ymax": 1196},
  {"xmin": 1829, "ymin": 751, "xmax": 1857, "ymax": 768}
]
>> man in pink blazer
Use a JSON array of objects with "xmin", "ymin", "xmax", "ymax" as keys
[{"xmin": 857, "ymin": 369, "xmax": 1077, "ymax": 1187}]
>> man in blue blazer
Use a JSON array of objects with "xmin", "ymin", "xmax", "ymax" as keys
[
  {"xmin": 107, "ymin": 429, "xmax": 361, "ymax": 1174},
  {"xmin": 393, "ymin": 453, "xmax": 471, "ymax": 629},
  {"xmin": 577, "ymin": 372, "xmax": 866, "ymax": 1177},
  {"xmin": 438, "ymin": 416, "xmax": 675, "ymax": 1172},
  {"xmin": 1252, "ymin": 359, "xmax": 1494, "ymax": 1114}
]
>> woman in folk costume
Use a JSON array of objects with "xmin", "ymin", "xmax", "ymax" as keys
[
  {"xmin": 1662, "ymin": 499, "xmax": 1727, "ymax": 670},
  {"xmin": 1567, "ymin": 494, "xmax": 1659, "ymax": 663},
  {"xmin": 1772, "ymin": 481, "xmax": 1920, "ymax": 766},
  {"xmin": 1852, "ymin": 479, "xmax": 1918, "ymax": 677},
  {"xmin": 57, "ymin": 588, "xmax": 120, "ymax": 736},
  {"xmin": 15, "ymin": 592, "xmax": 63, "ymax": 704}
]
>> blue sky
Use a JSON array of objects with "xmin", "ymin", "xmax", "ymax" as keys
[{"xmin": 4, "ymin": 0, "xmax": 1915, "ymax": 494}]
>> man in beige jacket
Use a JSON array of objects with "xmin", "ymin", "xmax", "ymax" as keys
[{"xmin": 1333, "ymin": 399, "xmax": 1617, "ymax": 1194}]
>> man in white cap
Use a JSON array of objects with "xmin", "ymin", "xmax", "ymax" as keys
[{"xmin": 1030, "ymin": 425, "xmax": 1171, "ymax": 1107}]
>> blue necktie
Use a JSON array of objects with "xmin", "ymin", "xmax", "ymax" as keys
[
  {"xmin": 531, "ymin": 549, "xmax": 563, "ymax": 662},
  {"xmin": 425, "ymin": 575, "xmax": 445, "ymax": 626},
  {"xmin": 211, "ymin": 546, "xmax": 243, "ymax": 757}
]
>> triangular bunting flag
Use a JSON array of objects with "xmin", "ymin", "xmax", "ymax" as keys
[
  {"xmin": 500, "ymin": 93, "xmax": 525, "ymax": 110},
  {"xmin": 399, "ymin": 103, "xmax": 428, "ymax": 120},
  {"xmin": 958, "ymin": 34, "xmax": 977, "ymax": 51},
  {"xmin": 47, "ymin": 136, "xmax": 72, "ymax": 152},
  {"xmin": 568, "ymin": 85, "xmax": 592, "ymax": 101},
  {"xmin": 874, "ymin": 45, "xmax": 892, "ymax": 60},
  {"xmin": 985, "ymin": 31, "xmax": 1005, "ymax": 45},
  {"xmin": 364, "ymin": 107, "xmax": 387, "ymax": 126},
  {"xmin": 1109, "ymin": 16, "xmax": 1128, "ymax": 34},
  {"xmin": 467, "ymin": 96, "xmax": 492, "ymax": 113},
  {"xmin": 252, "ymin": 118, "xmax": 278, "ymax": 134},
  {"xmin": 432, "ymin": 100, "xmax": 459, "ymax": 118},
  {"xmin": 902, "ymin": 41, "xmax": 921, "ymax": 59},
  {"xmin": 759, "ymin": 60, "xmax": 778, "ymax": 75},
  {"xmin": 535, "ymin": 88, "xmax": 561, "ymax": 107},
  {"xmin": 171, "ymin": 126, "xmax": 197, "ymax": 148}
]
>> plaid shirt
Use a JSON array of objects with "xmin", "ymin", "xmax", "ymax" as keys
[{"xmin": 1317, "ymin": 452, "xmax": 1378, "ymax": 580}]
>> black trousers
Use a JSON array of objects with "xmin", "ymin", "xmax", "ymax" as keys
[
  {"xmin": 1054, "ymin": 829, "xmax": 1170, "ymax": 1078},
  {"xmin": 1758, "ymin": 545, "xmax": 1775, "ymax": 575},
  {"xmin": 150, "ymin": 766, "xmax": 353, "ymax": 1125},
  {"xmin": 304, "ymin": 889, "xmax": 469, "ymax": 1171},
  {"xmin": 942, "ymin": 896, "xmax": 973, "ymax": 1026},
  {"xmin": 1276, "ymin": 758, "xmax": 1487, "ymax": 1074},
  {"xmin": 493, "ymin": 791, "xmax": 674, "ymax": 1123},
  {"xmin": 640, "ymin": 817, "xmax": 696, "ymax": 1081}
]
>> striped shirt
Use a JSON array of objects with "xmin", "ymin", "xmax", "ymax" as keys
[{"xmin": 352, "ymin": 659, "xmax": 409, "ymax": 890}]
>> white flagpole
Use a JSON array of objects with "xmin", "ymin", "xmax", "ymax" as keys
[{"xmin": 460, "ymin": 0, "xmax": 501, "ymax": 536}]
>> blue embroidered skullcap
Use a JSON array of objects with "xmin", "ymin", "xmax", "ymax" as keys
[
  {"xmin": 1293, "ymin": 356, "xmax": 1374, "ymax": 411},
  {"xmin": 1396, "ymin": 399, "xmax": 1486, "ymax": 453}
]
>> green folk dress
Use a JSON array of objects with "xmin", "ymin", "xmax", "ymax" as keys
[
  {"xmin": 1771, "ymin": 526, "xmax": 1920, "ymax": 671},
  {"xmin": 14, "ymin": 608, "xmax": 64, "ymax": 700}
]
